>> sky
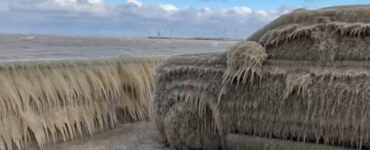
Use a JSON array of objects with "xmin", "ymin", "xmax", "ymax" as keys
[{"xmin": 0, "ymin": 0, "xmax": 370, "ymax": 38}]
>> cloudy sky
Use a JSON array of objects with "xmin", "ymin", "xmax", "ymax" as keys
[{"xmin": 0, "ymin": 0, "xmax": 369, "ymax": 38}]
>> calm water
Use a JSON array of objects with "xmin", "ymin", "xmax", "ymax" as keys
[{"xmin": 0, "ymin": 34, "xmax": 238, "ymax": 62}]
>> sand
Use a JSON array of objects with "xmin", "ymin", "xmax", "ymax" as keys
[{"xmin": 28, "ymin": 121, "xmax": 170, "ymax": 150}]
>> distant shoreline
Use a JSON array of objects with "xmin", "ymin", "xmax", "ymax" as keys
[
  {"xmin": 0, "ymin": 33, "xmax": 244, "ymax": 41},
  {"xmin": 147, "ymin": 36, "xmax": 243, "ymax": 41}
]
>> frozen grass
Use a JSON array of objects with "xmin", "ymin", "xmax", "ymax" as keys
[{"xmin": 0, "ymin": 56, "xmax": 161, "ymax": 150}]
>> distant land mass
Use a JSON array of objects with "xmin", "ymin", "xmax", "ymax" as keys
[{"xmin": 147, "ymin": 36, "xmax": 244, "ymax": 41}]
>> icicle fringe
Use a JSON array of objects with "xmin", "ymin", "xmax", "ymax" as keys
[
  {"xmin": 223, "ymin": 42, "xmax": 267, "ymax": 86},
  {"xmin": 0, "ymin": 57, "xmax": 161, "ymax": 150},
  {"xmin": 259, "ymin": 22, "xmax": 370, "ymax": 48}
]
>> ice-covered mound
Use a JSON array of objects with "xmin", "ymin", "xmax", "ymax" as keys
[{"xmin": 154, "ymin": 5, "xmax": 370, "ymax": 150}]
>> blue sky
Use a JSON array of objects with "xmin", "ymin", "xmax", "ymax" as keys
[
  {"xmin": 108, "ymin": 0, "xmax": 370, "ymax": 10},
  {"xmin": 1, "ymin": 0, "xmax": 370, "ymax": 38}
]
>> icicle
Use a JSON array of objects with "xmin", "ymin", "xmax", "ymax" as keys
[
  {"xmin": 0, "ymin": 57, "xmax": 160, "ymax": 149},
  {"xmin": 223, "ymin": 42, "xmax": 267, "ymax": 87}
]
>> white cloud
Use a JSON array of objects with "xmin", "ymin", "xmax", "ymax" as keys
[
  {"xmin": 159, "ymin": 4, "xmax": 178, "ymax": 12},
  {"xmin": 88, "ymin": 0, "xmax": 104, "ymax": 5},
  {"xmin": 54, "ymin": 0, "xmax": 104, "ymax": 5},
  {"xmin": 44, "ymin": 0, "xmax": 111, "ymax": 15},
  {"xmin": 126, "ymin": 0, "xmax": 142, "ymax": 7},
  {"xmin": 0, "ymin": 0, "xmax": 287, "ymax": 38},
  {"xmin": 0, "ymin": 2, "xmax": 9, "ymax": 12},
  {"xmin": 231, "ymin": 7, "xmax": 252, "ymax": 15},
  {"xmin": 256, "ymin": 10, "xmax": 268, "ymax": 17},
  {"xmin": 54, "ymin": 0, "xmax": 77, "ymax": 5}
]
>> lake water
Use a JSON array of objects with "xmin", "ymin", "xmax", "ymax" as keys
[{"xmin": 0, "ymin": 34, "xmax": 238, "ymax": 62}]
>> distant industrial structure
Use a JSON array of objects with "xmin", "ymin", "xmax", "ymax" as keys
[{"xmin": 148, "ymin": 28, "xmax": 243, "ymax": 41}]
